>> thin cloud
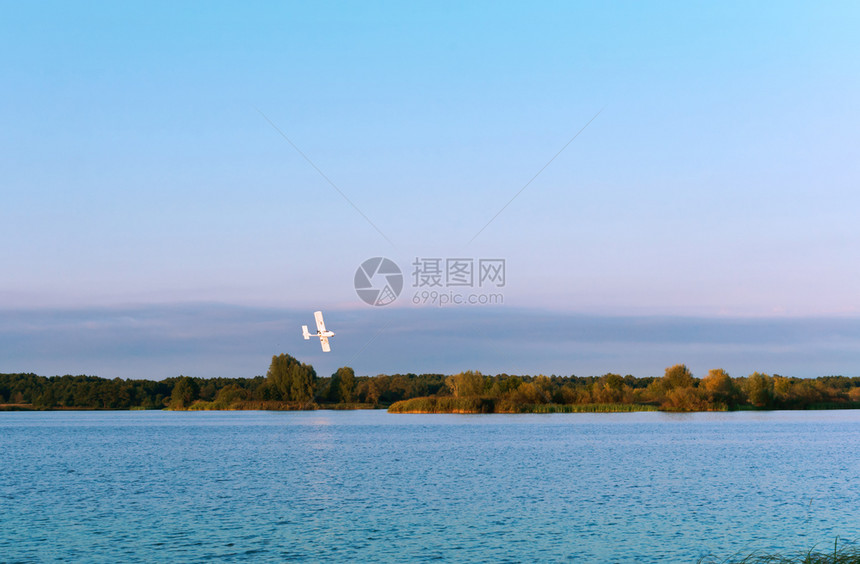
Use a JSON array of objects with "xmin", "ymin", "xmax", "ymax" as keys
[{"xmin": 3, "ymin": 304, "xmax": 860, "ymax": 380}]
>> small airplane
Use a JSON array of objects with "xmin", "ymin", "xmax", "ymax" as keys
[{"xmin": 302, "ymin": 310, "xmax": 335, "ymax": 352}]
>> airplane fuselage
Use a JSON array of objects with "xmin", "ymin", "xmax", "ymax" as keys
[{"xmin": 303, "ymin": 311, "xmax": 335, "ymax": 352}]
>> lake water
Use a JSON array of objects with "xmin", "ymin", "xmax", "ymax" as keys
[{"xmin": 1, "ymin": 410, "xmax": 858, "ymax": 562}]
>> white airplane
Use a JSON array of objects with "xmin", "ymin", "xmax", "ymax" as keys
[{"xmin": 302, "ymin": 311, "xmax": 335, "ymax": 352}]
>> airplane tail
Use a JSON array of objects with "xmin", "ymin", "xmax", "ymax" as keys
[{"xmin": 302, "ymin": 325, "xmax": 311, "ymax": 340}]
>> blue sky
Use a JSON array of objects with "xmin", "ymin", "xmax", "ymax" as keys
[{"xmin": 2, "ymin": 2, "xmax": 860, "ymax": 379}]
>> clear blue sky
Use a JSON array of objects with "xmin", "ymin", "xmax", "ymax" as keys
[{"xmin": 2, "ymin": 2, "xmax": 860, "ymax": 378}]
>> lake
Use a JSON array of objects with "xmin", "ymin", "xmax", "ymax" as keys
[{"xmin": 1, "ymin": 410, "xmax": 858, "ymax": 562}]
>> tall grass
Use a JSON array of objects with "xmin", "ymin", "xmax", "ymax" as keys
[
  {"xmin": 325, "ymin": 402, "xmax": 378, "ymax": 410},
  {"xmin": 806, "ymin": 402, "xmax": 860, "ymax": 410},
  {"xmin": 388, "ymin": 397, "xmax": 495, "ymax": 413},
  {"xmin": 388, "ymin": 397, "xmax": 659, "ymax": 414},
  {"xmin": 506, "ymin": 403, "xmax": 659, "ymax": 413},
  {"xmin": 699, "ymin": 539, "xmax": 860, "ymax": 564},
  {"xmin": 185, "ymin": 400, "xmax": 316, "ymax": 411}
]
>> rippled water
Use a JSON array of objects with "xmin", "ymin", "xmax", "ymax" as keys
[{"xmin": 1, "ymin": 410, "xmax": 859, "ymax": 562}]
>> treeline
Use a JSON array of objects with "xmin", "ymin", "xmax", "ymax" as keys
[
  {"xmin": 389, "ymin": 365, "xmax": 860, "ymax": 413},
  {"xmin": 0, "ymin": 353, "xmax": 447, "ymax": 410},
  {"xmin": 2, "ymin": 359, "xmax": 860, "ymax": 412}
]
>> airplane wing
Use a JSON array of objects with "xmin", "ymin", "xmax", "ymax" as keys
[
  {"xmin": 319, "ymin": 335, "xmax": 331, "ymax": 352},
  {"xmin": 314, "ymin": 311, "xmax": 326, "ymax": 333}
]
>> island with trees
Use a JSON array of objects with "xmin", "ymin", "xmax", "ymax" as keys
[{"xmin": 1, "ymin": 355, "xmax": 859, "ymax": 413}]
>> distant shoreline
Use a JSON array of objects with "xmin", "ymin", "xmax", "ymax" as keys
[
  {"xmin": 0, "ymin": 402, "xmax": 380, "ymax": 412},
  {"xmin": 386, "ymin": 396, "xmax": 860, "ymax": 414},
  {"xmin": 4, "ymin": 367, "xmax": 860, "ymax": 413},
  {"xmin": 4, "ymin": 401, "xmax": 860, "ymax": 414}
]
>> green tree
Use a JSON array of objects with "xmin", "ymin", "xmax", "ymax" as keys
[
  {"xmin": 329, "ymin": 367, "xmax": 356, "ymax": 403},
  {"xmin": 489, "ymin": 376, "xmax": 522, "ymax": 397},
  {"xmin": 266, "ymin": 354, "xmax": 316, "ymax": 403},
  {"xmin": 169, "ymin": 376, "xmax": 199, "ymax": 409},
  {"xmin": 601, "ymin": 373, "xmax": 624, "ymax": 391},
  {"xmin": 214, "ymin": 384, "xmax": 250, "ymax": 407},
  {"xmin": 357, "ymin": 378, "xmax": 381, "ymax": 405},
  {"xmin": 34, "ymin": 386, "xmax": 57, "ymax": 409}
]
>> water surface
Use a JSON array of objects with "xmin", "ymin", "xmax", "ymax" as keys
[{"xmin": 1, "ymin": 410, "xmax": 858, "ymax": 562}]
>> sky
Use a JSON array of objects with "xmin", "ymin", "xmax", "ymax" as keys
[{"xmin": 2, "ymin": 1, "xmax": 860, "ymax": 380}]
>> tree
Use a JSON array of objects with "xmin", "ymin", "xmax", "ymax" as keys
[
  {"xmin": 746, "ymin": 372, "xmax": 774, "ymax": 408},
  {"xmin": 169, "ymin": 376, "xmax": 199, "ymax": 409},
  {"xmin": 601, "ymin": 373, "xmax": 624, "ymax": 391},
  {"xmin": 772, "ymin": 375, "xmax": 792, "ymax": 405},
  {"xmin": 489, "ymin": 376, "xmax": 522, "ymax": 397},
  {"xmin": 701, "ymin": 368, "xmax": 738, "ymax": 406},
  {"xmin": 266, "ymin": 354, "xmax": 316, "ymax": 403},
  {"xmin": 595, "ymin": 373, "xmax": 625, "ymax": 403},
  {"xmin": 446, "ymin": 371, "xmax": 485, "ymax": 398},
  {"xmin": 510, "ymin": 381, "xmax": 549, "ymax": 404},
  {"xmin": 214, "ymin": 384, "xmax": 250, "ymax": 407},
  {"xmin": 663, "ymin": 386, "xmax": 708, "ymax": 412},
  {"xmin": 357, "ymin": 378, "xmax": 381, "ymax": 405},
  {"xmin": 661, "ymin": 364, "xmax": 695, "ymax": 391},
  {"xmin": 329, "ymin": 367, "xmax": 356, "ymax": 403},
  {"xmin": 34, "ymin": 386, "xmax": 57, "ymax": 409}
]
